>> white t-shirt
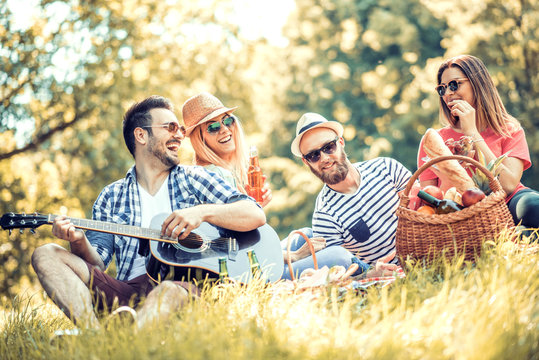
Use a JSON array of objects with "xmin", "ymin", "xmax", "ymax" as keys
[{"xmin": 128, "ymin": 176, "xmax": 172, "ymax": 280}]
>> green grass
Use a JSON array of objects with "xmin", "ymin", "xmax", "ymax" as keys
[{"xmin": 1, "ymin": 235, "xmax": 539, "ymax": 360}]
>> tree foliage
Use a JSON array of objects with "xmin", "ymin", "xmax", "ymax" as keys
[{"xmin": 0, "ymin": 0, "xmax": 538, "ymax": 298}]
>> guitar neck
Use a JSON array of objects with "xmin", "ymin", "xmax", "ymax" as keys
[{"xmin": 48, "ymin": 215, "xmax": 176, "ymax": 243}]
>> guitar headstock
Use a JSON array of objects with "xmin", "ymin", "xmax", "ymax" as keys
[{"xmin": 1, "ymin": 213, "xmax": 48, "ymax": 233}]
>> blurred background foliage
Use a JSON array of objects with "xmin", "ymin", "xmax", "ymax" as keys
[{"xmin": 0, "ymin": 0, "xmax": 537, "ymax": 298}]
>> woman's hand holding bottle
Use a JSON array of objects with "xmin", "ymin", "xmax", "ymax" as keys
[
  {"xmin": 245, "ymin": 175, "xmax": 272, "ymax": 208},
  {"xmin": 246, "ymin": 145, "xmax": 272, "ymax": 208}
]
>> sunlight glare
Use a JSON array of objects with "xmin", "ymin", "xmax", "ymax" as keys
[{"xmin": 231, "ymin": 0, "xmax": 295, "ymax": 47}]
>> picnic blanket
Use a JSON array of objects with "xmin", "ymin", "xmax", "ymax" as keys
[
  {"xmin": 347, "ymin": 266, "xmax": 406, "ymax": 291},
  {"xmin": 270, "ymin": 265, "xmax": 406, "ymax": 297}
]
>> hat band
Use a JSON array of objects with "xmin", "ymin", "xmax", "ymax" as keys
[{"xmin": 298, "ymin": 121, "xmax": 324, "ymax": 135}]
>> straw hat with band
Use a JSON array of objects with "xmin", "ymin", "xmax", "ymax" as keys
[
  {"xmin": 182, "ymin": 92, "xmax": 238, "ymax": 137},
  {"xmin": 291, "ymin": 113, "xmax": 344, "ymax": 157}
]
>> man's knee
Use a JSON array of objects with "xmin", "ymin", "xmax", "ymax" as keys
[
  {"xmin": 154, "ymin": 280, "xmax": 180, "ymax": 293},
  {"xmin": 31, "ymin": 243, "xmax": 66, "ymax": 271},
  {"xmin": 152, "ymin": 281, "xmax": 188, "ymax": 299},
  {"xmin": 144, "ymin": 281, "xmax": 190, "ymax": 310}
]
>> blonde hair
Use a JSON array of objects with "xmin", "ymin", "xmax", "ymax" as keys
[
  {"xmin": 190, "ymin": 115, "xmax": 249, "ymax": 192},
  {"xmin": 437, "ymin": 55, "xmax": 520, "ymax": 137}
]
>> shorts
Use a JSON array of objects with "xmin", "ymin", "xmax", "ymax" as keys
[{"xmin": 85, "ymin": 262, "xmax": 199, "ymax": 312}]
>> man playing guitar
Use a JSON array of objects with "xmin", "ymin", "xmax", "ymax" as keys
[{"xmin": 31, "ymin": 95, "xmax": 266, "ymax": 330}]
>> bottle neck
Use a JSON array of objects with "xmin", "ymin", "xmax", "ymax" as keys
[
  {"xmin": 249, "ymin": 156, "xmax": 259, "ymax": 167},
  {"xmin": 417, "ymin": 190, "xmax": 441, "ymax": 206}
]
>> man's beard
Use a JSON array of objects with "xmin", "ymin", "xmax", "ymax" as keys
[
  {"xmin": 148, "ymin": 136, "xmax": 180, "ymax": 168},
  {"xmin": 308, "ymin": 148, "xmax": 349, "ymax": 185}
]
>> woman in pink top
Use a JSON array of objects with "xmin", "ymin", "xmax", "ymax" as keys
[{"xmin": 417, "ymin": 55, "xmax": 539, "ymax": 229}]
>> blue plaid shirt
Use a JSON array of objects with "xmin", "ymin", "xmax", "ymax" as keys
[{"xmin": 87, "ymin": 165, "xmax": 253, "ymax": 281}]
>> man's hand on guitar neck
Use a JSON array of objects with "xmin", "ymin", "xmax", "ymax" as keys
[
  {"xmin": 52, "ymin": 216, "xmax": 86, "ymax": 244},
  {"xmin": 52, "ymin": 215, "xmax": 105, "ymax": 269}
]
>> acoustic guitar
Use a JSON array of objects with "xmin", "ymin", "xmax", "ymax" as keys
[{"xmin": 0, "ymin": 212, "xmax": 284, "ymax": 283}]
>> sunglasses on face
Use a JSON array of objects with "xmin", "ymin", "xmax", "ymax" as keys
[
  {"xmin": 302, "ymin": 137, "xmax": 339, "ymax": 163},
  {"xmin": 435, "ymin": 78, "xmax": 469, "ymax": 97},
  {"xmin": 206, "ymin": 115, "xmax": 235, "ymax": 134},
  {"xmin": 142, "ymin": 122, "xmax": 186, "ymax": 135}
]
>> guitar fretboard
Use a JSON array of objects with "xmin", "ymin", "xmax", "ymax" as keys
[{"xmin": 47, "ymin": 214, "xmax": 177, "ymax": 243}]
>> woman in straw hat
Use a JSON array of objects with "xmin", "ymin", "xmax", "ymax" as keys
[{"xmin": 182, "ymin": 92, "xmax": 272, "ymax": 207}]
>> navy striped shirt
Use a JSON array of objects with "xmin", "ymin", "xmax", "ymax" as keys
[
  {"xmin": 87, "ymin": 165, "xmax": 251, "ymax": 281},
  {"xmin": 312, "ymin": 157, "xmax": 411, "ymax": 265}
]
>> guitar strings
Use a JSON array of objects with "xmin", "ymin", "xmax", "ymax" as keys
[
  {"xmin": 166, "ymin": 236, "xmax": 234, "ymax": 251},
  {"xmin": 71, "ymin": 217, "xmax": 235, "ymax": 249}
]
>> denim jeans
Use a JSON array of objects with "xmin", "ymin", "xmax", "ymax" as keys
[{"xmin": 280, "ymin": 227, "xmax": 369, "ymax": 280}]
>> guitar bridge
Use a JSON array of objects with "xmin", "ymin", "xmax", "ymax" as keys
[{"xmin": 227, "ymin": 237, "xmax": 238, "ymax": 261}]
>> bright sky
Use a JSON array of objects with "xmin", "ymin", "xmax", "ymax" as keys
[
  {"xmin": 231, "ymin": 0, "xmax": 295, "ymax": 46},
  {"xmin": 7, "ymin": 0, "xmax": 295, "ymax": 46}
]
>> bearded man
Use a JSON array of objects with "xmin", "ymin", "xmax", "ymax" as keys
[{"xmin": 283, "ymin": 113, "xmax": 411, "ymax": 277}]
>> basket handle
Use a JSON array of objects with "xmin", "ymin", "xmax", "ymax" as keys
[
  {"xmin": 400, "ymin": 154, "xmax": 503, "ymax": 208},
  {"xmin": 285, "ymin": 230, "xmax": 318, "ymax": 281}
]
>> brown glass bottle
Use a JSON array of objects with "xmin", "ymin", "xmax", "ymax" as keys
[
  {"xmin": 417, "ymin": 190, "xmax": 463, "ymax": 214},
  {"xmin": 247, "ymin": 146, "xmax": 263, "ymax": 204}
]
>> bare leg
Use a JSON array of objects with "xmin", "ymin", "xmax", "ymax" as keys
[
  {"xmin": 136, "ymin": 281, "xmax": 188, "ymax": 329},
  {"xmin": 31, "ymin": 243, "xmax": 99, "ymax": 329}
]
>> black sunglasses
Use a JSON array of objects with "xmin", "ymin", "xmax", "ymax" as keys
[
  {"xmin": 206, "ymin": 115, "xmax": 235, "ymax": 134},
  {"xmin": 142, "ymin": 122, "xmax": 186, "ymax": 135},
  {"xmin": 302, "ymin": 137, "xmax": 339, "ymax": 163},
  {"xmin": 435, "ymin": 78, "xmax": 469, "ymax": 97}
]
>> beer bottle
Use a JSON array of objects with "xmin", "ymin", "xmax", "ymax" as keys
[
  {"xmin": 247, "ymin": 146, "xmax": 264, "ymax": 204},
  {"xmin": 218, "ymin": 257, "xmax": 229, "ymax": 282},
  {"xmin": 247, "ymin": 249, "xmax": 262, "ymax": 278},
  {"xmin": 417, "ymin": 190, "xmax": 463, "ymax": 214}
]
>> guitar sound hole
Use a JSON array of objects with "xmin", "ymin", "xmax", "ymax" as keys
[{"xmin": 177, "ymin": 233, "xmax": 204, "ymax": 249}]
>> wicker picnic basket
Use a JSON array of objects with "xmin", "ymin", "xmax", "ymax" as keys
[{"xmin": 396, "ymin": 155, "xmax": 514, "ymax": 266}]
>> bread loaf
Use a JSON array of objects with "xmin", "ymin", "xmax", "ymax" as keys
[
  {"xmin": 444, "ymin": 187, "xmax": 463, "ymax": 206},
  {"xmin": 422, "ymin": 129, "xmax": 476, "ymax": 193}
]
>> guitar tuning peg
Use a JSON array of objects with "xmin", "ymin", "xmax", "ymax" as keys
[
  {"xmin": 8, "ymin": 230, "xmax": 12, "ymax": 236},
  {"xmin": 19, "ymin": 229, "xmax": 24, "ymax": 234},
  {"xmin": 30, "ymin": 229, "xmax": 36, "ymax": 234}
]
